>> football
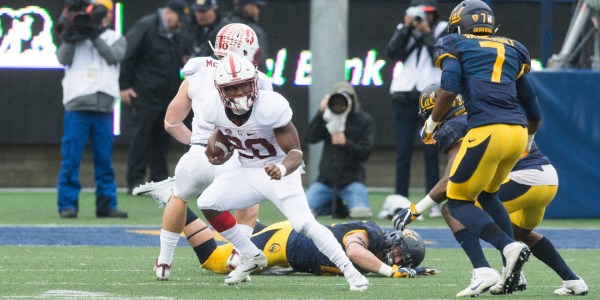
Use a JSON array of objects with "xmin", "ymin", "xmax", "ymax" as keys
[{"xmin": 205, "ymin": 130, "xmax": 233, "ymax": 162}]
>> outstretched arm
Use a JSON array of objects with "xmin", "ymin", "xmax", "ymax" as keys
[{"xmin": 345, "ymin": 231, "xmax": 416, "ymax": 278}]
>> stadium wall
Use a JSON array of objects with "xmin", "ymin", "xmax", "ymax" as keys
[{"xmin": 529, "ymin": 71, "xmax": 600, "ymax": 218}]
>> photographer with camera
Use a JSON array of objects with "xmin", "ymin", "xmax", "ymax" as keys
[
  {"xmin": 56, "ymin": 0, "xmax": 127, "ymax": 218},
  {"xmin": 305, "ymin": 82, "xmax": 375, "ymax": 219},
  {"xmin": 386, "ymin": 0, "xmax": 447, "ymax": 217}
]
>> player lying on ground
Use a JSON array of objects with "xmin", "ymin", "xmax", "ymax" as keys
[
  {"xmin": 393, "ymin": 84, "xmax": 588, "ymax": 296},
  {"xmin": 178, "ymin": 205, "xmax": 436, "ymax": 278}
]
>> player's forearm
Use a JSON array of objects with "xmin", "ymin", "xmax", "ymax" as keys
[
  {"xmin": 165, "ymin": 122, "xmax": 192, "ymax": 145},
  {"xmin": 279, "ymin": 150, "xmax": 303, "ymax": 175},
  {"xmin": 431, "ymin": 89, "xmax": 456, "ymax": 122},
  {"xmin": 346, "ymin": 247, "xmax": 381, "ymax": 275}
]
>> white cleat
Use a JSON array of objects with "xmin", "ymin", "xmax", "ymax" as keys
[
  {"xmin": 500, "ymin": 242, "xmax": 531, "ymax": 294},
  {"xmin": 345, "ymin": 270, "xmax": 369, "ymax": 292},
  {"xmin": 490, "ymin": 271, "xmax": 526, "ymax": 295},
  {"xmin": 225, "ymin": 252, "xmax": 267, "ymax": 285},
  {"xmin": 456, "ymin": 267, "xmax": 501, "ymax": 297},
  {"xmin": 554, "ymin": 277, "xmax": 588, "ymax": 296},
  {"xmin": 154, "ymin": 259, "xmax": 171, "ymax": 281},
  {"xmin": 132, "ymin": 177, "xmax": 175, "ymax": 208}
]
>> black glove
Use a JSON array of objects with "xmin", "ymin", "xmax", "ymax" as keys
[{"xmin": 392, "ymin": 203, "xmax": 421, "ymax": 230}]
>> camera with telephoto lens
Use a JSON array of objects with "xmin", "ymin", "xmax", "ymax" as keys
[
  {"xmin": 57, "ymin": 0, "xmax": 108, "ymax": 42},
  {"xmin": 328, "ymin": 92, "xmax": 351, "ymax": 114},
  {"xmin": 406, "ymin": 6, "xmax": 426, "ymax": 23}
]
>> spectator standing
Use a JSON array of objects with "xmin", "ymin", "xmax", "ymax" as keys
[
  {"xmin": 119, "ymin": 0, "xmax": 190, "ymax": 193},
  {"xmin": 222, "ymin": 0, "xmax": 269, "ymax": 70},
  {"xmin": 386, "ymin": 0, "xmax": 447, "ymax": 208},
  {"xmin": 186, "ymin": 0, "xmax": 222, "ymax": 58},
  {"xmin": 305, "ymin": 82, "xmax": 375, "ymax": 219},
  {"xmin": 56, "ymin": 0, "xmax": 127, "ymax": 218}
]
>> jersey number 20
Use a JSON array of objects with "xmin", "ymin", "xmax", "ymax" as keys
[{"xmin": 228, "ymin": 136, "xmax": 277, "ymax": 159}]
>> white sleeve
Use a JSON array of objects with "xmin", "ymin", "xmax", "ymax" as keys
[
  {"xmin": 258, "ymin": 71, "xmax": 273, "ymax": 91},
  {"xmin": 182, "ymin": 57, "xmax": 206, "ymax": 76},
  {"xmin": 256, "ymin": 92, "xmax": 292, "ymax": 128}
]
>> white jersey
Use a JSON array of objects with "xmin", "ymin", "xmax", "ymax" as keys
[
  {"xmin": 202, "ymin": 89, "xmax": 293, "ymax": 168},
  {"xmin": 183, "ymin": 57, "xmax": 273, "ymax": 144}
]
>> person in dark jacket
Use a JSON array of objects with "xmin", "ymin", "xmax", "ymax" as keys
[
  {"xmin": 305, "ymin": 82, "xmax": 375, "ymax": 219},
  {"xmin": 386, "ymin": 0, "xmax": 447, "ymax": 216},
  {"xmin": 119, "ymin": 0, "xmax": 189, "ymax": 193},
  {"xmin": 219, "ymin": 0, "xmax": 269, "ymax": 70},
  {"xmin": 185, "ymin": 0, "xmax": 222, "ymax": 58}
]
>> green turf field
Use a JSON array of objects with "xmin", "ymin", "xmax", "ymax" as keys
[{"xmin": 0, "ymin": 191, "xmax": 597, "ymax": 299}]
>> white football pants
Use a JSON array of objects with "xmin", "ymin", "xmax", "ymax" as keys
[{"xmin": 173, "ymin": 145, "xmax": 240, "ymax": 201}]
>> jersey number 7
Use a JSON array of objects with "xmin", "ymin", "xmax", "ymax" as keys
[{"xmin": 479, "ymin": 41, "xmax": 505, "ymax": 83}]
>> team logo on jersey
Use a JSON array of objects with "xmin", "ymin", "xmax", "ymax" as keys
[
  {"xmin": 224, "ymin": 129, "xmax": 232, "ymax": 135},
  {"xmin": 472, "ymin": 14, "xmax": 479, "ymax": 22},
  {"xmin": 268, "ymin": 243, "xmax": 281, "ymax": 254}
]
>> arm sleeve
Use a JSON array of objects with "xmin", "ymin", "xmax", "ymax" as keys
[
  {"xmin": 92, "ymin": 36, "xmax": 127, "ymax": 65},
  {"xmin": 119, "ymin": 23, "xmax": 145, "ymax": 90},
  {"xmin": 516, "ymin": 75, "xmax": 542, "ymax": 122},
  {"xmin": 440, "ymin": 58, "xmax": 462, "ymax": 94},
  {"xmin": 304, "ymin": 111, "xmax": 328, "ymax": 144},
  {"xmin": 57, "ymin": 42, "xmax": 75, "ymax": 66},
  {"xmin": 515, "ymin": 41, "xmax": 532, "ymax": 79},
  {"xmin": 387, "ymin": 24, "xmax": 413, "ymax": 61},
  {"xmin": 342, "ymin": 114, "xmax": 374, "ymax": 161}
]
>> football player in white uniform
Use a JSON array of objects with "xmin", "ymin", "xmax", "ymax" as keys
[
  {"xmin": 196, "ymin": 54, "xmax": 369, "ymax": 291},
  {"xmin": 135, "ymin": 24, "xmax": 272, "ymax": 281}
]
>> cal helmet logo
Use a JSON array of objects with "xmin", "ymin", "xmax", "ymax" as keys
[
  {"xmin": 449, "ymin": 6, "xmax": 465, "ymax": 24},
  {"xmin": 420, "ymin": 91, "xmax": 436, "ymax": 112},
  {"xmin": 403, "ymin": 229, "xmax": 420, "ymax": 242}
]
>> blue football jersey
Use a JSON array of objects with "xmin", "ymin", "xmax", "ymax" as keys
[{"xmin": 434, "ymin": 34, "xmax": 532, "ymax": 129}]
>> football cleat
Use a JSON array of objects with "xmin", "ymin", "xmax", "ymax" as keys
[
  {"xmin": 154, "ymin": 259, "xmax": 171, "ymax": 281},
  {"xmin": 132, "ymin": 177, "xmax": 175, "ymax": 208},
  {"xmin": 490, "ymin": 271, "xmax": 526, "ymax": 295},
  {"xmin": 554, "ymin": 277, "xmax": 588, "ymax": 296},
  {"xmin": 224, "ymin": 252, "xmax": 267, "ymax": 285},
  {"xmin": 456, "ymin": 267, "xmax": 501, "ymax": 297},
  {"xmin": 345, "ymin": 270, "xmax": 369, "ymax": 292},
  {"xmin": 500, "ymin": 242, "xmax": 531, "ymax": 294}
]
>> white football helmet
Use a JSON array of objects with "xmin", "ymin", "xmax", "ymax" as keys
[
  {"xmin": 214, "ymin": 54, "xmax": 259, "ymax": 113},
  {"xmin": 213, "ymin": 23, "xmax": 261, "ymax": 67}
]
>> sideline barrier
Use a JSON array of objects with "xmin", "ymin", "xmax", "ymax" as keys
[{"xmin": 529, "ymin": 70, "xmax": 600, "ymax": 218}]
